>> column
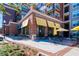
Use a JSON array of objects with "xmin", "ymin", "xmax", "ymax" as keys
[
  {"xmin": 45, "ymin": 20, "xmax": 48, "ymax": 37},
  {"xmin": 29, "ymin": 13, "xmax": 37, "ymax": 40}
]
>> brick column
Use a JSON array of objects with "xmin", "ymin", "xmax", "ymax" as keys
[
  {"xmin": 29, "ymin": 13, "xmax": 37, "ymax": 40},
  {"xmin": 45, "ymin": 20, "xmax": 48, "ymax": 37},
  {"xmin": 5, "ymin": 26, "xmax": 9, "ymax": 35}
]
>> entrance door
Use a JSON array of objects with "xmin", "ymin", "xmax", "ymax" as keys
[
  {"xmin": 37, "ymin": 26, "xmax": 45, "ymax": 37},
  {"xmin": 48, "ymin": 27, "xmax": 53, "ymax": 37}
]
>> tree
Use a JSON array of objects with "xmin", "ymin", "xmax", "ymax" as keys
[
  {"xmin": 0, "ymin": 4, "xmax": 9, "ymax": 15},
  {"xmin": 0, "ymin": 3, "xmax": 20, "ymax": 15}
]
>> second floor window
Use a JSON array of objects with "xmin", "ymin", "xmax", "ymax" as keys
[
  {"xmin": 72, "ymin": 10, "xmax": 79, "ymax": 18},
  {"xmin": 55, "ymin": 4, "xmax": 60, "ymax": 10},
  {"xmin": 64, "ymin": 6, "xmax": 69, "ymax": 13},
  {"xmin": 64, "ymin": 15, "xmax": 69, "ymax": 21},
  {"xmin": 72, "ymin": 3, "xmax": 79, "ymax": 8}
]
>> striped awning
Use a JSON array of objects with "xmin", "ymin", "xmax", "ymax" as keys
[
  {"xmin": 47, "ymin": 21, "xmax": 54, "ymax": 27},
  {"xmin": 21, "ymin": 19, "xmax": 29, "ymax": 28},
  {"xmin": 36, "ymin": 17, "xmax": 47, "ymax": 26}
]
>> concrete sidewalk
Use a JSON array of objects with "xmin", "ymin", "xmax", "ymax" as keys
[
  {"xmin": 64, "ymin": 47, "xmax": 79, "ymax": 56},
  {"xmin": 5, "ymin": 36, "xmax": 73, "ymax": 55},
  {"xmin": 1, "ymin": 35, "xmax": 78, "ymax": 56}
]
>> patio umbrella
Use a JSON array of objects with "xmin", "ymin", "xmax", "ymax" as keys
[
  {"xmin": 57, "ymin": 28, "xmax": 69, "ymax": 41},
  {"xmin": 57, "ymin": 28, "xmax": 69, "ymax": 32},
  {"xmin": 71, "ymin": 26, "xmax": 79, "ymax": 43},
  {"xmin": 71, "ymin": 26, "xmax": 79, "ymax": 31}
]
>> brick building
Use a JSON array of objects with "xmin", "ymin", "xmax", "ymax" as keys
[{"xmin": 3, "ymin": 3, "xmax": 77, "ymax": 40}]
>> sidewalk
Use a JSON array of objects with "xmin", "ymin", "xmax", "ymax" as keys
[
  {"xmin": 1, "ymin": 34, "xmax": 78, "ymax": 56},
  {"xmin": 4, "ymin": 36, "xmax": 74, "ymax": 56},
  {"xmin": 64, "ymin": 47, "xmax": 79, "ymax": 56}
]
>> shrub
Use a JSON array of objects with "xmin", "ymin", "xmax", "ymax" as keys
[{"xmin": 0, "ymin": 43, "xmax": 38, "ymax": 56}]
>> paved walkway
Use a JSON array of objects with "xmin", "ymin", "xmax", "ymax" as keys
[
  {"xmin": 0, "ymin": 35, "xmax": 79, "ymax": 56},
  {"xmin": 4, "ymin": 36, "xmax": 73, "ymax": 55},
  {"xmin": 64, "ymin": 47, "xmax": 79, "ymax": 56}
]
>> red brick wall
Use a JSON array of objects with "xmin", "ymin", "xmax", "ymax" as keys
[
  {"xmin": 29, "ymin": 13, "xmax": 37, "ymax": 39},
  {"xmin": 9, "ymin": 23, "xmax": 18, "ymax": 35},
  {"xmin": 60, "ymin": 3, "xmax": 64, "ymax": 21}
]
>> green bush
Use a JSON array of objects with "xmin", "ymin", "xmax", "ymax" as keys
[{"xmin": 0, "ymin": 43, "xmax": 38, "ymax": 56}]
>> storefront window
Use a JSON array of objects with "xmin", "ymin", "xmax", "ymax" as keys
[
  {"xmin": 22, "ymin": 27, "xmax": 25, "ymax": 35},
  {"xmin": 37, "ymin": 26, "xmax": 45, "ymax": 37},
  {"xmin": 22, "ymin": 26, "xmax": 29, "ymax": 36},
  {"xmin": 48, "ymin": 27, "xmax": 54, "ymax": 37}
]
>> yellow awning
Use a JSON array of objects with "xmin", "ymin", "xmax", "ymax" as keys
[
  {"xmin": 47, "ymin": 21, "xmax": 54, "ymax": 27},
  {"xmin": 55, "ymin": 23, "xmax": 61, "ymax": 28},
  {"xmin": 53, "ymin": 27, "xmax": 57, "ymax": 35},
  {"xmin": 21, "ymin": 19, "xmax": 29, "ymax": 28},
  {"xmin": 36, "ymin": 17, "xmax": 47, "ymax": 26}
]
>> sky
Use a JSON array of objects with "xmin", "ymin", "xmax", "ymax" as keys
[{"xmin": 0, "ymin": 13, "xmax": 2, "ymax": 28}]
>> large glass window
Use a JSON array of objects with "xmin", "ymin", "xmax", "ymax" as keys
[
  {"xmin": 64, "ymin": 3, "xmax": 68, "ymax": 5},
  {"xmin": 64, "ymin": 23, "xmax": 69, "ymax": 29},
  {"xmin": 36, "ymin": 3, "xmax": 46, "ymax": 13},
  {"xmin": 64, "ymin": 15, "xmax": 69, "ymax": 21},
  {"xmin": 72, "ymin": 3, "xmax": 79, "ymax": 8},
  {"xmin": 72, "ymin": 20, "xmax": 79, "ymax": 27},
  {"xmin": 36, "ymin": 3, "xmax": 45, "ymax": 10},
  {"xmin": 37, "ymin": 26, "xmax": 45, "ymax": 37},
  {"xmin": 72, "ymin": 10, "xmax": 79, "ymax": 18},
  {"xmin": 48, "ymin": 27, "xmax": 54, "ymax": 37},
  {"xmin": 64, "ymin": 6, "xmax": 69, "ymax": 13},
  {"xmin": 22, "ymin": 26, "xmax": 29, "ymax": 36},
  {"xmin": 55, "ymin": 4, "xmax": 60, "ymax": 9},
  {"xmin": 55, "ymin": 13, "xmax": 60, "ymax": 18},
  {"xmin": 47, "ymin": 5, "xmax": 54, "ymax": 11},
  {"xmin": 63, "ymin": 23, "xmax": 69, "ymax": 37}
]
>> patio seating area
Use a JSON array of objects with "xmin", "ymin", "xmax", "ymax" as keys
[
  {"xmin": 5, "ymin": 35, "xmax": 77, "ymax": 46},
  {"xmin": 34, "ymin": 37, "xmax": 77, "ymax": 46}
]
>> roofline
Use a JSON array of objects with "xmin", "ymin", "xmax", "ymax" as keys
[
  {"xmin": 18, "ymin": 9, "xmax": 69, "ymax": 24},
  {"xmin": 18, "ymin": 10, "xmax": 32, "ymax": 24}
]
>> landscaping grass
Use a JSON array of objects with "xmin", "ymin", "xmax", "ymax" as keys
[{"xmin": 0, "ymin": 42, "xmax": 38, "ymax": 56}]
